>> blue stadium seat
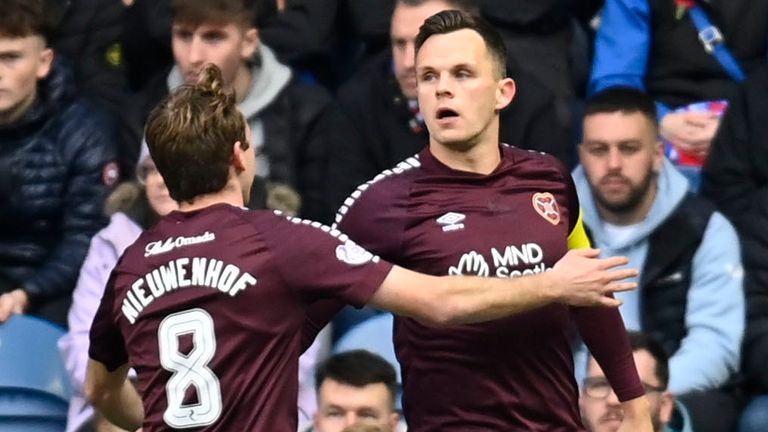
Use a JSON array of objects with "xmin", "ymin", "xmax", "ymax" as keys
[
  {"xmin": 0, "ymin": 315, "xmax": 72, "ymax": 432},
  {"xmin": 333, "ymin": 312, "xmax": 400, "ymax": 379}
]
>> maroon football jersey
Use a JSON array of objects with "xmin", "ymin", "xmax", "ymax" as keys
[
  {"xmin": 89, "ymin": 203, "xmax": 392, "ymax": 432},
  {"xmin": 336, "ymin": 146, "xmax": 643, "ymax": 431}
]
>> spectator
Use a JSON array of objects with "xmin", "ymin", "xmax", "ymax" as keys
[
  {"xmin": 580, "ymin": 331, "xmax": 693, "ymax": 432},
  {"xmin": 311, "ymin": 350, "xmax": 400, "ymax": 432},
  {"xmin": 58, "ymin": 146, "xmax": 177, "ymax": 432},
  {"xmin": 589, "ymin": 0, "xmax": 768, "ymax": 189},
  {"xmin": 574, "ymin": 87, "xmax": 744, "ymax": 432},
  {"xmin": 0, "ymin": 0, "xmax": 118, "ymax": 327},
  {"xmin": 325, "ymin": 0, "xmax": 571, "ymax": 222},
  {"xmin": 701, "ymin": 65, "xmax": 768, "ymax": 432},
  {"xmin": 138, "ymin": 0, "xmax": 333, "ymax": 221}
]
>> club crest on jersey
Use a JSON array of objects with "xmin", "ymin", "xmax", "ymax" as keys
[
  {"xmin": 336, "ymin": 240, "xmax": 374, "ymax": 265},
  {"xmin": 436, "ymin": 212, "xmax": 466, "ymax": 232},
  {"xmin": 532, "ymin": 192, "xmax": 560, "ymax": 225}
]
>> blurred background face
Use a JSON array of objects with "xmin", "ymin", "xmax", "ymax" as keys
[
  {"xmin": 171, "ymin": 21, "xmax": 257, "ymax": 89},
  {"xmin": 0, "ymin": 35, "xmax": 52, "ymax": 123},
  {"xmin": 579, "ymin": 112, "xmax": 663, "ymax": 215},
  {"xmin": 580, "ymin": 351, "xmax": 673, "ymax": 432},
  {"xmin": 138, "ymin": 158, "xmax": 177, "ymax": 215},
  {"xmin": 313, "ymin": 379, "xmax": 398, "ymax": 432},
  {"xmin": 390, "ymin": 0, "xmax": 454, "ymax": 99}
]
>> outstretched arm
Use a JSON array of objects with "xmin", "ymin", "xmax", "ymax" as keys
[{"xmin": 369, "ymin": 248, "xmax": 637, "ymax": 325}]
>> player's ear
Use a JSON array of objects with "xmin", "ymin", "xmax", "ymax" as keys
[
  {"xmin": 232, "ymin": 141, "xmax": 247, "ymax": 172},
  {"xmin": 495, "ymin": 78, "xmax": 515, "ymax": 111}
]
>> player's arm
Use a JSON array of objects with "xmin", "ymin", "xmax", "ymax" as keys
[
  {"xmin": 85, "ymin": 359, "xmax": 143, "ymax": 431},
  {"xmin": 369, "ymin": 248, "xmax": 637, "ymax": 326}
]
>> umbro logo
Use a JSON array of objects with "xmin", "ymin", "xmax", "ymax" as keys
[{"xmin": 436, "ymin": 212, "xmax": 465, "ymax": 232}]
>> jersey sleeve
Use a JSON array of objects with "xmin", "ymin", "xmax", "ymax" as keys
[
  {"xmin": 264, "ymin": 213, "xmax": 394, "ymax": 308},
  {"xmin": 572, "ymin": 306, "xmax": 645, "ymax": 401},
  {"xmin": 88, "ymin": 268, "xmax": 128, "ymax": 371}
]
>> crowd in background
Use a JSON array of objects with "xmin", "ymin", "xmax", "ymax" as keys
[{"xmin": 0, "ymin": 0, "xmax": 767, "ymax": 431}]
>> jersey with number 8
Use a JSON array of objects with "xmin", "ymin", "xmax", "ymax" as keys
[{"xmin": 89, "ymin": 204, "xmax": 392, "ymax": 432}]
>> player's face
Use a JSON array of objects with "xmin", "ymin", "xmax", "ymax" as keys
[
  {"xmin": 390, "ymin": 0, "xmax": 454, "ymax": 99},
  {"xmin": 0, "ymin": 35, "xmax": 52, "ymax": 123},
  {"xmin": 579, "ymin": 112, "xmax": 663, "ymax": 215},
  {"xmin": 579, "ymin": 351, "xmax": 673, "ymax": 432},
  {"xmin": 172, "ymin": 21, "xmax": 257, "ymax": 89},
  {"xmin": 313, "ymin": 379, "xmax": 399, "ymax": 432},
  {"xmin": 416, "ymin": 29, "xmax": 513, "ymax": 151},
  {"xmin": 139, "ymin": 158, "xmax": 178, "ymax": 216}
]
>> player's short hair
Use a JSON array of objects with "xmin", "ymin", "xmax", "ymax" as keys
[
  {"xmin": 627, "ymin": 331, "xmax": 670, "ymax": 389},
  {"xmin": 396, "ymin": 0, "xmax": 480, "ymax": 15},
  {"xmin": 171, "ymin": 0, "xmax": 257, "ymax": 28},
  {"xmin": 0, "ymin": 0, "xmax": 54, "ymax": 43},
  {"xmin": 585, "ymin": 87, "xmax": 659, "ymax": 131},
  {"xmin": 315, "ymin": 350, "xmax": 398, "ymax": 406},
  {"xmin": 415, "ymin": 10, "xmax": 507, "ymax": 79},
  {"xmin": 145, "ymin": 63, "xmax": 248, "ymax": 203}
]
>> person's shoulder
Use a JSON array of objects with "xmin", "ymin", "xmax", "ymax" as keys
[
  {"xmin": 284, "ymin": 75, "xmax": 332, "ymax": 105},
  {"xmin": 346, "ymin": 154, "xmax": 422, "ymax": 199},
  {"xmin": 333, "ymin": 155, "xmax": 423, "ymax": 225},
  {"xmin": 504, "ymin": 144, "xmax": 568, "ymax": 171},
  {"xmin": 336, "ymin": 51, "xmax": 392, "ymax": 102}
]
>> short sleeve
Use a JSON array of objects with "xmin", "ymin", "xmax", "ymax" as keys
[
  {"xmin": 88, "ymin": 269, "xmax": 128, "ymax": 371},
  {"xmin": 264, "ymin": 213, "xmax": 394, "ymax": 308}
]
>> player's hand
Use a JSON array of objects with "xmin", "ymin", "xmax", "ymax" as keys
[
  {"xmin": 549, "ymin": 248, "xmax": 637, "ymax": 307},
  {"xmin": 0, "ymin": 289, "xmax": 29, "ymax": 322}
]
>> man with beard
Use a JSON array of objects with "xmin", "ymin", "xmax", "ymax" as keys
[
  {"xmin": 580, "ymin": 331, "xmax": 692, "ymax": 432},
  {"xmin": 573, "ymin": 87, "xmax": 745, "ymax": 431}
]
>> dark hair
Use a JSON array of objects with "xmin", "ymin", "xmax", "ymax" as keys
[
  {"xmin": 0, "ymin": 0, "xmax": 54, "ymax": 43},
  {"xmin": 145, "ymin": 63, "xmax": 248, "ymax": 203},
  {"xmin": 627, "ymin": 331, "xmax": 670, "ymax": 389},
  {"xmin": 315, "ymin": 350, "xmax": 398, "ymax": 405},
  {"xmin": 172, "ymin": 0, "xmax": 257, "ymax": 28},
  {"xmin": 414, "ymin": 10, "xmax": 507, "ymax": 79},
  {"xmin": 397, "ymin": 0, "xmax": 480, "ymax": 15},
  {"xmin": 584, "ymin": 87, "xmax": 659, "ymax": 130}
]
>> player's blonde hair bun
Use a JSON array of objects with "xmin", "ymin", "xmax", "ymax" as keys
[{"xmin": 194, "ymin": 63, "xmax": 237, "ymax": 113}]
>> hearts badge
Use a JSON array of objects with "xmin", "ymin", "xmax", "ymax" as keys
[{"xmin": 532, "ymin": 192, "xmax": 560, "ymax": 225}]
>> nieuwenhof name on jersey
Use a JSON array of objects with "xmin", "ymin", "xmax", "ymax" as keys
[{"xmin": 121, "ymin": 232, "xmax": 257, "ymax": 324}]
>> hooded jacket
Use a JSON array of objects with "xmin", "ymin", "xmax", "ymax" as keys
[
  {"xmin": 163, "ymin": 45, "xmax": 332, "ymax": 221},
  {"xmin": 573, "ymin": 159, "xmax": 743, "ymax": 394}
]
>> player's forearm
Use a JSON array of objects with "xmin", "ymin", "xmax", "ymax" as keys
[
  {"xmin": 429, "ymin": 273, "xmax": 558, "ymax": 325},
  {"xmin": 90, "ymin": 378, "xmax": 144, "ymax": 430}
]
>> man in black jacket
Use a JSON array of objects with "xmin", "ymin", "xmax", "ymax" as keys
[
  {"xmin": 0, "ymin": 0, "xmax": 118, "ymax": 326},
  {"xmin": 325, "ymin": 0, "xmax": 572, "ymax": 219},
  {"xmin": 702, "ymin": 65, "xmax": 768, "ymax": 432}
]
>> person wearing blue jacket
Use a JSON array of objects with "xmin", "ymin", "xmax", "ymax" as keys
[
  {"xmin": 589, "ymin": 0, "xmax": 768, "ymax": 189},
  {"xmin": 574, "ymin": 88, "xmax": 744, "ymax": 432}
]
